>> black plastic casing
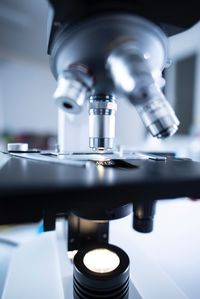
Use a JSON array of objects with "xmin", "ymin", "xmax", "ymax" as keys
[{"xmin": 47, "ymin": 0, "xmax": 200, "ymax": 54}]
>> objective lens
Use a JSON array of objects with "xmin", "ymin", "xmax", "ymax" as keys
[
  {"xmin": 89, "ymin": 95, "xmax": 117, "ymax": 151},
  {"xmin": 107, "ymin": 42, "xmax": 179, "ymax": 139},
  {"xmin": 54, "ymin": 65, "xmax": 93, "ymax": 114},
  {"xmin": 134, "ymin": 83, "xmax": 180, "ymax": 138},
  {"xmin": 54, "ymin": 76, "xmax": 88, "ymax": 114}
]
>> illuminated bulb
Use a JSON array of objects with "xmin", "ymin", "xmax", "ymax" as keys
[
  {"xmin": 83, "ymin": 248, "xmax": 120, "ymax": 273},
  {"xmin": 73, "ymin": 243, "xmax": 130, "ymax": 299}
]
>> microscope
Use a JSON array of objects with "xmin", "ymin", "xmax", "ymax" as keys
[
  {"xmin": 1, "ymin": 1, "xmax": 200, "ymax": 298},
  {"xmin": 47, "ymin": 2, "xmax": 199, "ymax": 298}
]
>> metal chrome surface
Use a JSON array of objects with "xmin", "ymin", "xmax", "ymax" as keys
[
  {"xmin": 107, "ymin": 40, "xmax": 179, "ymax": 139},
  {"xmin": 89, "ymin": 95, "xmax": 117, "ymax": 151}
]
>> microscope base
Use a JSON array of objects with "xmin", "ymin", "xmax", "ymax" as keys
[{"xmin": 1, "ymin": 224, "xmax": 186, "ymax": 299}]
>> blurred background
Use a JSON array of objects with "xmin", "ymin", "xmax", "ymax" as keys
[{"xmin": 0, "ymin": 0, "xmax": 57, "ymax": 150}]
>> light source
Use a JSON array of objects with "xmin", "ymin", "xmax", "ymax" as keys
[
  {"xmin": 73, "ymin": 243, "xmax": 130, "ymax": 298},
  {"xmin": 83, "ymin": 248, "xmax": 120, "ymax": 273}
]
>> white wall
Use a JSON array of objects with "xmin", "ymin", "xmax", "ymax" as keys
[
  {"xmin": 0, "ymin": 57, "xmax": 57, "ymax": 135},
  {"xmin": 115, "ymin": 97, "xmax": 145, "ymax": 149},
  {"xmin": 0, "ymin": 0, "xmax": 58, "ymax": 142},
  {"xmin": 168, "ymin": 22, "xmax": 200, "ymax": 59}
]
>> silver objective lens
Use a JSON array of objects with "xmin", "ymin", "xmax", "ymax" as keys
[
  {"xmin": 54, "ymin": 66, "xmax": 93, "ymax": 114},
  {"xmin": 134, "ymin": 83, "xmax": 179, "ymax": 138},
  {"xmin": 107, "ymin": 42, "xmax": 179, "ymax": 139},
  {"xmin": 89, "ymin": 95, "xmax": 117, "ymax": 151},
  {"xmin": 54, "ymin": 76, "xmax": 88, "ymax": 113}
]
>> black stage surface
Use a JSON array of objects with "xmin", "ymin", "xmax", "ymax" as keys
[{"xmin": 0, "ymin": 152, "xmax": 200, "ymax": 225}]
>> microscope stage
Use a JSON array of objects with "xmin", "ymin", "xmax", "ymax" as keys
[{"xmin": 0, "ymin": 150, "xmax": 200, "ymax": 224}]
